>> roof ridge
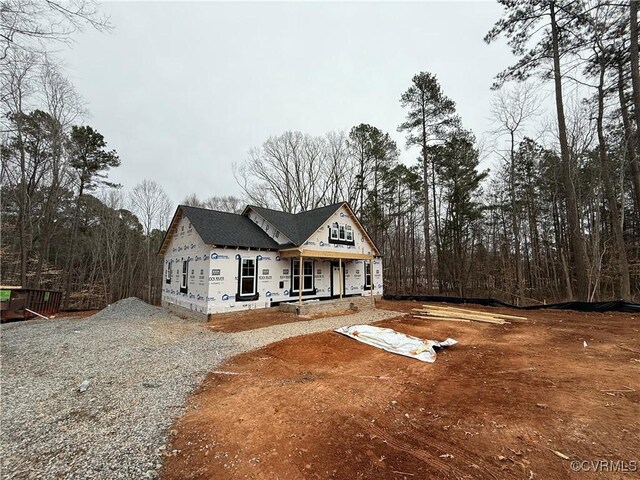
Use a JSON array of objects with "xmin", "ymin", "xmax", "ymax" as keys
[
  {"xmin": 294, "ymin": 201, "xmax": 345, "ymax": 216},
  {"xmin": 180, "ymin": 204, "xmax": 243, "ymax": 216},
  {"xmin": 246, "ymin": 204, "xmax": 295, "ymax": 215},
  {"xmin": 247, "ymin": 202, "xmax": 345, "ymax": 216}
]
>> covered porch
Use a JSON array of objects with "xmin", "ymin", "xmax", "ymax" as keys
[{"xmin": 278, "ymin": 247, "xmax": 376, "ymax": 310}]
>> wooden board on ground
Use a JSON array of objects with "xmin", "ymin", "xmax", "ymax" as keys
[
  {"xmin": 413, "ymin": 308, "xmax": 508, "ymax": 325},
  {"xmin": 422, "ymin": 304, "xmax": 527, "ymax": 321},
  {"xmin": 412, "ymin": 314, "xmax": 471, "ymax": 323}
]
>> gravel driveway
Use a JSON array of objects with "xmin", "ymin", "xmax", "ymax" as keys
[{"xmin": 0, "ymin": 298, "xmax": 401, "ymax": 479}]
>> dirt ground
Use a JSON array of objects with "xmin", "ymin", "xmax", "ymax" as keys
[
  {"xmin": 162, "ymin": 300, "xmax": 640, "ymax": 479},
  {"xmin": 53, "ymin": 309, "xmax": 99, "ymax": 319},
  {"xmin": 208, "ymin": 307, "xmax": 355, "ymax": 333}
]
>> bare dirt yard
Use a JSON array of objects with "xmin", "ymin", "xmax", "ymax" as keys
[{"xmin": 162, "ymin": 300, "xmax": 640, "ymax": 480}]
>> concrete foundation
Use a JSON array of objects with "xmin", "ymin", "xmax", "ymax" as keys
[
  {"xmin": 162, "ymin": 301, "xmax": 208, "ymax": 322},
  {"xmin": 279, "ymin": 296, "xmax": 375, "ymax": 316}
]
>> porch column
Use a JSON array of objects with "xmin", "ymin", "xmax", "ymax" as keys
[
  {"xmin": 339, "ymin": 258, "xmax": 343, "ymax": 300},
  {"xmin": 298, "ymin": 254, "xmax": 303, "ymax": 305},
  {"xmin": 370, "ymin": 254, "xmax": 375, "ymax": 306}
]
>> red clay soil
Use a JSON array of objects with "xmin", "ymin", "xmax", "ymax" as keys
[
  {"xmin": 162, "ymin": 300, "xmax": 640, "ymax": 480},
  {"xmin": 208, "ymin": 308, "xmax": 355, "ymax": 333}
]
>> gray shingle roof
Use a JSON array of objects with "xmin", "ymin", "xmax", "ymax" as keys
[
  {"xmin": 247, "ymin": 202, "xmax": 345, "ymax": 246},
  {"xmin": 180, "ymin": 205, "xmax": 280, "ymax": 250}
]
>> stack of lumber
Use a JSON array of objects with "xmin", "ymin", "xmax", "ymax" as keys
[{"xmin": 412, "ymin": 304, "xmax": 526, "ymax": 325}]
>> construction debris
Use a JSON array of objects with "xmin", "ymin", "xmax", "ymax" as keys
[
  {"xmin": 77, "ymin": 380, "xmax": 90, "ymax": 393},
  {"xmin": 411, "ymin": 304, "xmax": 526, "ymax": 325},
  {"xmin": 550, "ymin": 449, "xmax": 570, "ymax": 460}
]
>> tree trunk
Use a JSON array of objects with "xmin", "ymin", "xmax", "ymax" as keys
[
  {"xmin": 509, "ymin": 131, "xmax": 525, "ymax": 305},
  {"xmin": 421, "ymin": 96, "xmax": 433, "ymax": 292},
  {"xmin": 552, "ymin": 194, "xmax": 573, "ymax": 300},
  {"xmin": 618, "ymin": 59, "xmax": 640, "ymax": 213},
  {"xmin": 630, "ymin": 0, "xmax": 640, "ymax": 152},
  {"xmin": 596, "ymin": 62, "xmax": 630, "ymax": 300},
  {"xmin": 550, "ymin": 1, "xmax": 590, "ymax": 300},
  {"xmin": 34, "ymin": 138, "xmax": 62, "ymax": 288},
  {"xmin": 16, "ymin": 119, "xmax": 29, "ymax": 288},
  {"xmin": 63, "ymin": 179, "xmax": 85, "ymax": 309},
  {"xmin": 431, "ymin": 155, "xmax": 443, "ymax": 293}
]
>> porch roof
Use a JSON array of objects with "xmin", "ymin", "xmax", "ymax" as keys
[{"xmin": 278, "ymin": 248, "xmax": 375, "ymax": 260}]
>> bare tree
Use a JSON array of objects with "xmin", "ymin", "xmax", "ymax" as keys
[
  {"xmin": 490, "ymin": 82, "xmax": 539, "ymax": 304},
  {"xmin": 33, "ymin": 56, "xmax": 84, "ymax": 286},
  {"xmin": 202, "ymin": 195, "xmax": 244, "ymax": 213},
  {"xmin": 1, "ymin": 48, "xmax": 86, "ymax": 288},
  {"xmin": 1, "ymin": 0, "xmax": 111, "ymax": 61},
  {"xmin": 234, "ymin": 131, "xmax": 333, "ymax": 212},
  {"xmin": 322, "ymin": 130, "xmax": 356, "ymax": 204},
  {"xmin": 181, "ymin": 193, "xmax": 203, "ymax": 207},
  {"xmin": 130, "ymin": 179, "xmax": 172, "ymax": 303},
  {"xmin": 0, "ymin": 50, "xmax": 36, "ymax": 286},
  {"xmin": 179, "ymin": 193, "xmax": 244, "ymax": 214}
]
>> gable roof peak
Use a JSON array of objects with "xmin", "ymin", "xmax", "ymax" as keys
[
  {"xmin": 244, "ymin": 202, "xmax": 348, "ymax": 246},
  {"xmin": 159, "ymin": 204, "xmax": 280, "ymax": 254}
]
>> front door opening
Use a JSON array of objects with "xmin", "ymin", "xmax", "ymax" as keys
[{"xmin": 331, "ymin": 263, "xmax": 343, "ymax": 297}]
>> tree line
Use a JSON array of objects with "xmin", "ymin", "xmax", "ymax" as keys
[
  {"xmin": 0, "ymin": 49, "xmax": 173, "ymax": 307},
  {"xmin": 1, "ymin": 1, "xmax": 172, "ymax": 308},
  {"xmin": 2, "ymin": 0, "xmax": 639, "ymax": 309},
  {"xmin": 231, "ymin": 0, "xmax": 640, "ymax": 303}
]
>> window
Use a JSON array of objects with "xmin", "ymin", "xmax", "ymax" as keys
[
  {"xmin": 364, "ymin": 262, "xmax": 372, "ymax": 290},
  {"xmin": 330, "ymin": 223, "xmax": 339, "ymax": 240},
  {"xmin": 328, "ymin": 222, "xmax": 355, "ymax": 246},
  {"xmin": 180, "ymin": 260, "xmax": 188, "ymax": 293},
  {"xmin": 292, "ymin": 260, "xmax": 314, "ymax": 292},
  {"xmin": 240, "ymin": 258, "xmax": 256, "ymax": 295},
  {"xmin": 236, "ymin": 257, "xmax": 259, "ymax": 301},
  {"xmin": 165, "ymin": 260, "xmax": 172, "ymax": 284}
]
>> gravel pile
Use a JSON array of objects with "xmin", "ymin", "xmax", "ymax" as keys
[
  {"xmin": 0, "ymin": 299, "xmax": 402, "ymax": 479},
  {"xmin": 88, "ymin": 297, "xmax": 167, "ymax": 322}
]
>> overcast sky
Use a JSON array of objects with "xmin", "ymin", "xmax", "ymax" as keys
[{"xmin": 59, "ymin": 1, "xmax": 516, "ymax": 206}]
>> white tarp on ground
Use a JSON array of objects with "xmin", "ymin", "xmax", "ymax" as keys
[{"xmin": 334, "ymin": 325, "xmax": 457, "ymax": 363}]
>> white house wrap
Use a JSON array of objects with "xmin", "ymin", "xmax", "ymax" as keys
[{"xmin": 158, "ymin": 202, "xmax": 383, "ymax": 317}]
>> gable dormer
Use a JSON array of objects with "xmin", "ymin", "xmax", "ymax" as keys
[{"xmin": 243, "ymin": 208, "xmax": 293, "ymax": 245}]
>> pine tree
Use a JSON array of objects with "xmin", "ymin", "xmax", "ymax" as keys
[{"xmin": 398, "ymin": 72, "xmax": 459, "ymax": 292}]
